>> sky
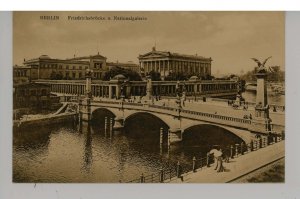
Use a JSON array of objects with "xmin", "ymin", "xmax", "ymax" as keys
[{"xmin": 13, "ymin": 11, "xmax": 285, "ymax": 76}]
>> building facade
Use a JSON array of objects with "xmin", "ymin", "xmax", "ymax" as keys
[
  {"xmin": 107, "ymin": 61, "xmax": 140, "ymax": 73},
  {"xmin": 23, "ymin": 53, "xmax": 108, "ymax": 80},
  {"xmin": 13, "ymin": 65, "xmax": 31, "ymax": 85},
  {"xmin": 138, "ymin": 47, "xmax": 212, "ymax": 79}
]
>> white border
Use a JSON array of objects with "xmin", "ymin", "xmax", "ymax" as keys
[
  {"xmin": 1, "ymin": 11, "xmax": 300, "ymax": 199},
  {"xmin": 0, "ymin": 0, "xmax": 298, "ymax": 11}
]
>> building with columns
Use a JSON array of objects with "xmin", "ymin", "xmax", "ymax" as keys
[
  {"xmin": 23, "ymin": 53, "xmax": 108, "ymax": 80},
  {"xmin": 107, "ymin": 61, "xmax": 140, "ymax": 73},
  {"xmin": 138, "ymin": 47, "xmax": 212, "ymax": 79},
  {"xmin": 36, "ymin": 77, "xmax": 238, "ymax": 100}
]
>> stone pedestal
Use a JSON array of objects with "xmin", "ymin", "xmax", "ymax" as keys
[
  {"xmin": 145, "ymin": 78, "xmax": 152, "ymax": 100},
  {"xmin": 250, "ymin": 70, "xmax": 272, "ymax": 134}
]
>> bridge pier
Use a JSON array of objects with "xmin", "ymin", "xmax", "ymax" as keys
[
  {"xmin": 80, "ymin": 97, "xmax": 92, "ymax": 122},
  {"xmin": 113, "ymin": 116, "xmax": 124, "ymax": 130},
  {"xmin": 168, "ymin": 128, "xmax": 182, "ymax": 144},
  {"xmin": 79, "ymin": 69, "xmax": 93, "ymax": 122}
]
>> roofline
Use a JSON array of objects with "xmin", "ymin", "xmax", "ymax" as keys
[
  {"xmin": 24, "ymin": 54, "xmax": 107, "ymax": 65},
  {"xmin": 138, "ymin": 50, "xmax": 212, "ymax": 61}
]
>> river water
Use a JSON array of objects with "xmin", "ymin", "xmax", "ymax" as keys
[{"xmin": 13, "ymin": 92, "xmax": 284, "ymax": 183}]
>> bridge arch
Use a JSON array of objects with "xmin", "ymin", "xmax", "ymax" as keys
[
  {"xmin": 91, "ymin": 107, "xmax": 118, "ymax": 124},
  {"xmin": 124, "ymin": 111, "xmax": 171, "ymax": 129},
  {"xmin": 123, "ymin": 111, "xmax": 171, "ymax": 148},
  {"xmin": 182, "ymin": 123, "xmax": 252, "ymax": 144}
]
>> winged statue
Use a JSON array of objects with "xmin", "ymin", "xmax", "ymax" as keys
[{"xmin": 251, "ymin": 56, "xmax": 272, "ymax": 73}]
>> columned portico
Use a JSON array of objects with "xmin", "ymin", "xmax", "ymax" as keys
[{"xmin": 138, "ymin": 47, "xmax": 212, "ymax": 79}]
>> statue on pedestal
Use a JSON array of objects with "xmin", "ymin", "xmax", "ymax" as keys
[{"xmin": 251, "ymin": 56, "xmax": 272, "ymax": 73}]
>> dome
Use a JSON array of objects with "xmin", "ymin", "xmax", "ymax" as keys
[
  {"xmin": 112, "ymin": 74, "xmax": 126, "ymax": 80},
  {"xmin": 189, "ymin": 76, "xmax": 199, "ymax": 81},
  {"xmin": 39, "ymin": 55, "xmax": 51, "ymax": 59}
]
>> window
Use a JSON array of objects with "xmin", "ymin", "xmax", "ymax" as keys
[
  {"xmin": 79, "ymin": 72, "xmax": 82, "ymax": 78},
  {"xmin": 73, "ymin": 66, "xmax": 76, "ymax": 70},
  {"xmin": 59, "ymin": 65, "xmax": 62, "ymax": 69},
  {"xmin": 85, "ymin": 66, "xmax": 88, "ymax": 69},
  {"xmin": 94, "ymin": 63, "xmax": 102, "ymax": 69},
  {"xmin": 73, "ymin": 72, "xmax": 76, "ymax": 78},
  {"xmin": 79, "ymin": 66, "xmax": 82, "ymax": 70},
  {"xmin": 30, "ymin": 89, "xmax": 36, "ymax": 96},
  {"xmin": 41, "ymin": 89, "xmax": 47, "ymax": 96},
  {"xmin": 66, "ymin": 65, "xmax": 69, "ymax": 69}
]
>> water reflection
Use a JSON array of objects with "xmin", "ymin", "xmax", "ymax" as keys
[
  {"xmin": 14, "ymin": 120, "xmax": 245, "ymax": 183},
  {"xmin": 81, "ymin": 122, "xmax": 92, "ymax": 172}
]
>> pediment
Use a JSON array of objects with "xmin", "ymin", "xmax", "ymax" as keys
[{"xmin": 139, "ymin": 51, "xmax": 170, "ymax": 59}]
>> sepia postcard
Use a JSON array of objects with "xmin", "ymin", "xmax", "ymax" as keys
[{"xmin": 12, "ymin": 11, "xmax": 285, "ymax": 183}]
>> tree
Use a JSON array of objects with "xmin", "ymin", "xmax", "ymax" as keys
[
  {"xmin": 201, "ymin": 74, "xmax": 215, "ymax": 80},
  {"xmin": 239, "ymin": 66, "xmax": 284, "ymax": 82},
  {"xmin": 148, "ymin": 70, "xmax": 161, "ymax": 81},
  {"xmin": 103, "ymin": 66, "xmax": 142, "ymax": 81},
  {"xmin": 164, "ymin": 72, "xmax": 188, "ymax": 81}
]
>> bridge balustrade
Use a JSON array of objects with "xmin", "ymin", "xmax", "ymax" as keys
[
  {"xmin": 92, "ymin": 100, "xmax": 252, "ymax": 130},
  {"xmin": 180, "ymin": 109, "xmax": 251, "ymax": 128}
]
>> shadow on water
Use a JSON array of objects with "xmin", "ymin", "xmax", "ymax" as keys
[{"xmin": 124, "ymin": 112, "xmax": 169, "ymax": 152}]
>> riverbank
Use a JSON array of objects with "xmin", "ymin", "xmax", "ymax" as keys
[
  {"xmin": 165, "ymin": 141, "xmax": 285, "ymax": 183},
  {"xmin": 13, "ymin": 112, "xmax": 77, "ymax": 130}
]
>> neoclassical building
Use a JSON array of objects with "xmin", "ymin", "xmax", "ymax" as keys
[
  {"xmin": 23, "ymin": 53, "xmax": 108, "ymax": 80},
  {"xmin": 138, "ymin": 47, "xmax": 212, "ymax": 79},
  {"xmin": 107, "ymin": 61, "xmax": 140, "ymax": 73}
]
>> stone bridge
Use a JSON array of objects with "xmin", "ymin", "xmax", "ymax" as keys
[{"xmin": 79, "ymin": 99, "xmax": 285, "ymax": 144}]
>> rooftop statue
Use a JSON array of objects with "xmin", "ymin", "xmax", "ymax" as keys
[{"xmin": 85, "ymin": 68, "xmax": 92, "ymax": 77}]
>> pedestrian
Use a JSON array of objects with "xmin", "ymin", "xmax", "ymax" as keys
[
  {"xmin": 223, "ymin": 146, "xmax": 230, "ymax": 163},
  {"xmin": 249, "ymin": 113, "xmax": 252, "ymax": 120},
  {"xmin": 216, "ymin": 149, "xmax": 225, "ymax": 172}
]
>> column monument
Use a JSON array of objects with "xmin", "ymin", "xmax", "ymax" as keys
[
  {"xmin": 145, "ymin": 76, "xmax": 152, "ymax": 101},
  {"xmin": 250, "ymin": 57, "xmax": 272, "ymax": 134}
]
